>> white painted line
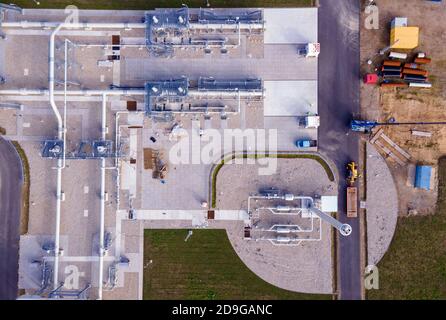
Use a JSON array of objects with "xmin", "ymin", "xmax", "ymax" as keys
[
  {"xmin": 84, "ymin": 186, "xmax": 89, "ymax": 194},
  {"xmin": 24, "ymin": 69, "xmax": 29, "ymax": 76},
  {"xmin": 84, "ymin": 209, "xmax": 89, "ymax": 217}
]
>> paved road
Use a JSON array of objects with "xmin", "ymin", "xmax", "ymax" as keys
[
  {"xmin": 0, "ymin": 137, "xmax": 23, "ymax": 300},
  {"xmin": 318, "ymin": 0, "xmax": 361, "ymax": 300}
]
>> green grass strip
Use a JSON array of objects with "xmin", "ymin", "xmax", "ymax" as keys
[{"xmin": 11, "ymin": 141, "xmax": 30, "ymax": 235}]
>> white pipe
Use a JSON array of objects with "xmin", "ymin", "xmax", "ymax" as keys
[
  {"xmin": 98, "ymin": 157, "xmax": 106, "ymax": 300},
  {"xmin": 98, "ymin": 93, "xmax": 107, "ymax": 300},
  {"xmin": 0, "ymin": 89, "xmax": 262, "ymax": 98},
  {"xmin": 189, "ymin": 89, "xmax": 263, "ymax": 98},
  {"xmin": 0, "ymin": 89, "xmax": 146, "ymax": 96},
  {"xmin": 62, "ymin": 39, "xmax": 68, "ymax": 169},
  {"xmin": 0, "ymin": 89, "xmax": 260, "ymax": 97},
  {"xmin": 1, "ymin": 21, "xmax": 146, "ymax": 29},
  {"xmin": 0, "ymin": 21, "xmax": 263, "ymax": 31},
  {"xmin": 101, "ymin": 94, "xmax": 107, "ymax": 140},
  {"xmin": 50, "ymin": 23, "xmax": 64, "ymax": 291},
  {"xmin": 53, "ymin": 163, "xmax": 62, "ymax": 290},
  {"xmin": 189, "ymin": 22, "xmax": 264, "ymax": 30},
  {"xmin": 49, "ymin": 24, "xmax": 64, "ymax": 139},
  {"xmin": 409, "ymin": 82, "xmax": 432, "ymax": 88},
  {"xmin": 309, "ymin": 207, "xmax": 352, "ymax": 237},
  {"xmin": 115, "ymin": 113, "xmax": 122, "ymax": 209}
]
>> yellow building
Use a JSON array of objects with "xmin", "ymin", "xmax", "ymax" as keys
[{"xmin": 390, "ymin": 17, "xmax": 419, "ymax": 49}]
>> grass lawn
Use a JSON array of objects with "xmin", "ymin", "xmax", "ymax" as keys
[
  {"xmin": 11, "ymin": 0, "xmax": 314, "ymax": 10},
  {"xmin": 368, "ymin": 157, "xmax": 446, "ymax": 300},
  {"xmin": 143, "ymin": 229, "xmax": 331, "ymax": 300}
]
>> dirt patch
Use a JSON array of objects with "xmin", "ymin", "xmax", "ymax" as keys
[{"xmin": 360, "ymin": 0, "xmax": 446, "ymax": 215}]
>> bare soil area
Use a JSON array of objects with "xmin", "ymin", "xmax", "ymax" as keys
[{"xmin": 360, "ymin": 0, "xmax": 446, "ymax": 215}]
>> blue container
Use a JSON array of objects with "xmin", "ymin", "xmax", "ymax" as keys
[{"xmin": 414, "ymin": 165, "xmax": 432, "ymax": 190}]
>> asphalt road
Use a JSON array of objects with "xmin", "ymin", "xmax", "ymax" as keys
[
  {"xmin": 318, "ymin": 0, "xmax": 361, "ymax": 300},
  {"xmin": 0, "ymin": 137, "xmax": 23, "ymax": 300}
]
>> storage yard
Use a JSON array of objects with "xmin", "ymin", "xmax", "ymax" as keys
[
  {"xmin": 360, "ymin": 0, "xmax": 446, "ymax": 216},
  {"xmin": 360, "ymin": 0, "xmax": 446, "ymax": 300}
]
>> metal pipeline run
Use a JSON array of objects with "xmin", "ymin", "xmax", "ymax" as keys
[
  {"xmin": 98, "ymin": 93, "xmax": 107, "ymax": 300},
  {"xmin": 49, "ymin": 24, "xmax": 64, "ymax": 138},
  {"xmin": 0, "ymin": 89, "xmax": 146, "ymax": 96},
  {"xmin": 248, "ymin": 193, "xmax": 352, "ymax": 237},
  {"xmin": 0, "ymin": 21, "xmax": 263, "ymax": 31},
  {"xmin": 188, "ymin": 89, "xmax": 263, "ymax": 98},
  {"xmin": 308, "ymin": 206, "xmax": 352, "ymax": 237},
  {"xmin": 49, "ymin": 23, "xmax": 64, "ymax": 291},
  {"xmin": 0, "ymin": 88, "xmax": 261, "ymax": 98},
  {"xmin": 0, "ymin": 21, "xmax": 146, "ymax": 29}
]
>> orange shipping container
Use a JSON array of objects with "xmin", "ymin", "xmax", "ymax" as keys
[
  {"xmin": 383, "ymin": 60, "xmax": 402, "ymax": 67},
  {"xmin": 380, "ymin": 82, "xmax": 408, "ymax": 88},
  {"xmin": 403, "ymin": 68, "xmax": 428, "ymax": 76},
  {"xmin": 414, "ymin": 57, "xmax": 431, "ymax": 64}
]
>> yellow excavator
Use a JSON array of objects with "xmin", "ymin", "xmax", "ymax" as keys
[{"xmin": 346, "ymin": 161, "xmax": 358, "ymax": 186}]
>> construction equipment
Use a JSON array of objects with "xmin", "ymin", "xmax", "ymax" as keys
[
  {"xmin": 346, "ymin": 161, "xmax": 358, "ymax": 186},
  {"xmin": 350, "ymin": 119, "xmax": 446, "ymax": 133}
]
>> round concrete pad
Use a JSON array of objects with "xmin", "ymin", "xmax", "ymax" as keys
[{"xmin": 366, "ymin": 142, "xmax": 398, "ymax": 266}]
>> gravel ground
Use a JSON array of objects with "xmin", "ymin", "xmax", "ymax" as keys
[
  {"xmin": 366, "ymin": 142, "xmax": 398, "ymax": 266},
  {"xmin": 216, "ymin": 158, "xmax": 336, "ymax": 210},
  {"xmin": 220, "ymin": 220, "xmax": 333, "ymax": 294}
]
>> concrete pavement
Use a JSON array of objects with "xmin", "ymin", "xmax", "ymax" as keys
[
  {"xmin": 0, "ymin": 137, "xmax": 23, "ymax": 300},
  {"xmin": 318, "ymin": 0, "xmax": 361, "ymax": 300}
]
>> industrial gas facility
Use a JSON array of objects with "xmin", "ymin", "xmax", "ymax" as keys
[{"xmin": 0, "ymin": 5, "xmax": 353, "ymax": 300}]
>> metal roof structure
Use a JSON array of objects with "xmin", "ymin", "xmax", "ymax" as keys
[
  {"xmin": 145, "ymin": 7, "xmax": 190, "ymax": 57},
  {"xmin": 145, "ymin": 8, "xmax": 264, "ymax": 57},
  {"xmin": 145, "ymin": 78, "xmax": 189, "ymax": 114},
  {"xmin": 198, "ymin": 77, "xmax": 262, "ymax": 92},
  {"xmin": 197, "ymin": 8, "xmax": 263, "ymax": 24},
  {"xmin": 41, "ymin": 140, "xmax": 64, "ymax": 158},
  {"xmin": 41, "ymin": 140, "xmax": 115, "ymax": 159}
]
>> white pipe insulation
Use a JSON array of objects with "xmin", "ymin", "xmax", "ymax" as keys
[
  {"xmin": 0, "ymin": 21, "xmax": 264, "ymax": 31},
  {"xmin": 0, "ymin": 21, "xmax": 146, "ymax": 29},
  {"xmin": 0, "ymin": 89, "xmax": 263, "ymax": 98},
  {"xmin": 49, "ymin": 24, "xmax": 64, "ymax": 291},
  {"xmin": 98, "ymin": 93, "xmax": 107, "ymax": 300},
  {"xmin": 0, "ymin": 89, "xmax": 146, "ymax": 96}
]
